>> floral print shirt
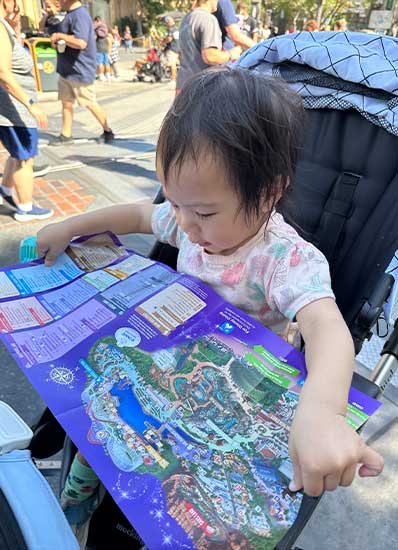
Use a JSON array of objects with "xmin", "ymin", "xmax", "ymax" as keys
[{"xmin": 152, "ymin": 201, "xmax": 335, "ymax": 339}]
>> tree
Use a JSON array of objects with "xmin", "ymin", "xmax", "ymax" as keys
[{"xmin": 266, "ymin": 0, "xmax": 372, "ymax": 28}]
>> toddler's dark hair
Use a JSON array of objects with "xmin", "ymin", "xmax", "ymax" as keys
[{"xmin": 157, "ymin": 67, "xmax": 305, "ymax": 221}]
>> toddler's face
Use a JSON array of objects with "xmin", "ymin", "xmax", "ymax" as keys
[{"xmin": 158, "ymin": 154, "xmax": 268, "ymax": 256}]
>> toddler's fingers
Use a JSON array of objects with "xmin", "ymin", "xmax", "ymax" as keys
[
  {"xmin": 301, "ymin": 468, "xmax": 324, "ymax": 497},
  {"xmin": 340, "ymin": 464, "xmax": 356, "ymax": 487},
  {"xmin": 288, "ymin": 461, "xmax": 303, "ymax": 492},
  {"xmin": 36, "ymin": 243, "xmax": 48, "ymax": 258},
  {"xmin": 324, "ymin": 472, "xmax": 340, "ymax": 492},
  {"xmin": 358, "ymin": 445, "xmax": 384, "ymax": 478},
  {"xmin": 44, "ymin": 249, "xmax": 59, "ymax": 266}
]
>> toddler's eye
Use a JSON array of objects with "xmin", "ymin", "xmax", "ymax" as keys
[{"xmin": 196, "ymin": 212, "xmax": 216, "ymax": 219}]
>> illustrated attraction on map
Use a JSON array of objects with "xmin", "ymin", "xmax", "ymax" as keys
[{"xmin": 0, "ymin": 234, "xmax": 381, "ymax": 549}]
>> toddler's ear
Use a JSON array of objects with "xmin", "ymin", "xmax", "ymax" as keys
[{"xmin": 260, "ymin": 176, "xmax": 286, "ymax": 213}]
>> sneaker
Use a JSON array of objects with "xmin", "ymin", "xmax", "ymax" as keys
[
  {"xmin": 50, "ymin": 134, "xmax": 73, "ymax": 146},
  {"xmin": 33, "ymin": 164, "xmax": 50, "ymax": 177},
  {"xmin": 14, "ymin": 205, "xmax": 54, "ymax": 223},
  {"xmin": 97, "ymin": 129, "xmax": 114, "ymax": 144},
  {"xmin": 98, "ymin": 74, "xmax": 106, "ymax": 82},
  {"xmin": 0, "ymin": 187, "xmax": 17, "ymax": 209}
]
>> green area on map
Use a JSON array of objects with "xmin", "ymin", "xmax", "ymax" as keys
[
  {"xmin": 245, "ymin": 353, "xmax": 291, "ymax": 389},
  {"xmin": 253, "ymin": 345, "xmax": 300, "ymax": 376},
  {"xmin": 347, "ymin": 403, "xmax": 369, "ymax": 423}
]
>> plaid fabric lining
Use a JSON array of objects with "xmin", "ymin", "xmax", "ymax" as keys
[{"xmin": 237, "ymin": 31, "xmax": 398, "ymax": 136}]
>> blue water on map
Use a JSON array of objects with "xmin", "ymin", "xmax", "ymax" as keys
[
  {"xmin": 111, "ymin": 383, "xmax": 199, "ymax": 446},
  {"xmin": 111, "ymin": 384, "xmax": 162, "ymax": 433}
]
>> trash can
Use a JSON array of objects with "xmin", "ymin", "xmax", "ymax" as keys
[{"xmin": 28, "ymin": 38, "xmax": 59, "ymax": 92}]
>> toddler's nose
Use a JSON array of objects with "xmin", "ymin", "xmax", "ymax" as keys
[{"xmin": 178, "ymin": 211, "xmax": 197, "ymax": 234}]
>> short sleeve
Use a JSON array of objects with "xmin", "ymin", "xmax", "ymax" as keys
[
  {"xmin": 151, "ymin": 201, "xmax": 183, "ymax": 249},
  {"xmin": 199, "ymin": 16, "xmax": 222, "ymax": 50},
  {"xmin": 70, "ymin": 12, "xmax": 91, "ymax": 42},
  {"xmin": 267, "ymin": 241, "xmax": 335, "ymax": 321},
  {"xmin": 218, "ymin": 0, "xmax": 239, "ymax": 27}
]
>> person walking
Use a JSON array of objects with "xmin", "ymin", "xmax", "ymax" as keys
[
  {"xmin": 177, "ymin": 0, "xmax": 241, "ymax": 93},
  {"xmin": 122, "ymin": 25, "xmax": 133, "ymax": 53},
  {"xmin": 109, "ymin": 28, "xmax": 120, "ymax": 80},
  {"xmin": 93, "ymin": 15, "xmax": 111, "ymax": 82},
  {"xmin": 0, "ymin": 0, "xmax": 53, "ymax": 222},
  {"xmin": 50, "ymin": 0, "xmax": 114, "ymax": 145},
  {"xmin": 161, "ymin": 16, "xmax": 180, "ymax": 82}
]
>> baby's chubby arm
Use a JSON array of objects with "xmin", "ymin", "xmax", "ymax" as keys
[
  {"xmin": 37, "ymin": 202, "xmax": 155, "ymax": 266},
  {"xmin": 290, "ymin": 298, "xmax": 384, "ymax": 496}
]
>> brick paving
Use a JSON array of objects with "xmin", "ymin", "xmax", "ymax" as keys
[{"xmin": 0, "ymin": 153, "xmax": 95, "ymax": 227}]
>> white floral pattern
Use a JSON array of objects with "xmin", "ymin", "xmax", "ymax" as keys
[{"xmin": 152, "ymin": 201, "xmax": 335, "ymax": 338}]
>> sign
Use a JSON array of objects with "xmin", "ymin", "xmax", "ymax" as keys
[{"xmin": 369, "ymin": 10, "xmax": 393, "ymax": 30}]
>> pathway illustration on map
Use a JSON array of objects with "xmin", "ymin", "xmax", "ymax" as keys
[{"xmin": 0, "ymin": 233, "xmax": 382, "ymax": 549}]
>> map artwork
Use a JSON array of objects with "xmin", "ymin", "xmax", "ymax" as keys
[{"xmin": 0, "ymin": 233, "xmax": 381, "ymax": 549}]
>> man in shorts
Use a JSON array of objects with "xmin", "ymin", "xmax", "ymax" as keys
[
  {"xmin": 50, "ymin": 0, "xmax": 114, "ymax": 145},
  {"xmin": 161, "ymin": 16, "xmax": 179, "ymax": 82}
]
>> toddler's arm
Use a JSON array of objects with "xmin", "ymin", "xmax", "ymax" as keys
[
  {"xmin": 290, "ymin": 297, "xmax": 384, "ymax": 496},
  {"xmin": 37, "ymin": 202, "xmax": 155, "ymax": 266}
]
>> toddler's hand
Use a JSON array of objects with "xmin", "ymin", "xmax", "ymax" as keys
[
  {"xmin": 37, "ymin": 222, "xmax": 73, "ymax": 266},
  {"xmin": 288, "ymin": 403, "xmax": 384, "ymax": 497}
]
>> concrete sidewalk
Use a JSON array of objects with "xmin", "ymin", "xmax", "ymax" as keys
[{"xmin": 0, "ymin": 74, "xmax": 396, "ymax": 550}]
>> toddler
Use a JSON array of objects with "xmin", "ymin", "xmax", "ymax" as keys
[{"xmin": 37, "ymin": 68, "xmax": 383, "ymax": 515}]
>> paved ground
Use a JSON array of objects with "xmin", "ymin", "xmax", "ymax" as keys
[{"xmin": 0, "ymin": 55, "xmax": 396, "ymax": 549}]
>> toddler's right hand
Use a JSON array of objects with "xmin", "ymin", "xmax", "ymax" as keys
[{"xmin": 37, "ymin": 222, "xmax": 73, "ymax": 266}]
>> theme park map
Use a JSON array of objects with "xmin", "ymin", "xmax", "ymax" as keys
[{"xmin": 0, "ymin": 234, "xmax": 382, "ymax": 549}]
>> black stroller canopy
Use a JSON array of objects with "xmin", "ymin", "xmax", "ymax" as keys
[{"xmin": 235, "ymin": 31, "xmax": 398, "ymax": 347}]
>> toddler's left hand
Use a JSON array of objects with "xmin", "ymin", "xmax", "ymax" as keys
[{"xmin": 288, "ymin": 403, "xmax": 384, "ymax": 497}]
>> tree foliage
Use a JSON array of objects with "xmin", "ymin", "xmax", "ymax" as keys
[{"xmin": 265, "ymin": 0, "xmax": 372, "ymax": 26}]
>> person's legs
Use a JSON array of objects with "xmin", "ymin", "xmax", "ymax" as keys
[
  {"xmin": 56, "ymin": 77, "xmax": 76, "ymax": 141},
  {"xmin": 103, "ymin": 53, "xmax": 111, "ymax": 81},
  {"xmin": 0, "ymin": 157, "xmax": 18, "ymax": 208},
  {"xmin": 7, "ymin": 158, "xmax": 34, "ymax": 205},
  {"xmin": 1, "ymin": 157, "xmax": 54, "ymax": 221},
  {"xmin": 110, "ymin": 61, "xmax": 119, "ymax": 78},
  {"xmin": 86, "ymin": 102, "xmax": 111, "ymax": 132},
  {"xmin": 61, "ymin": 449, "xmax": 100, "ymax": 544},
  {"xmin": 0, "ymin": 127, "xmax": 53, "ymax": 221},
  {"xmin": 97, "ymin": 63, "xmax": 105, "ymax": 80},
  {"xmin": 97, "ymin": 52, "xmax": 106, "ymax": 81},
  {"xmin": 61, "ymin": 100, "xmax": 74, "ymax": 137},
  {"xmin": 170, "ymin": 62, "xmax": 177, "ymax": 81},
  {"xmin": 1, "ymin": 156, "xmax": 16, "ymax": 188}
]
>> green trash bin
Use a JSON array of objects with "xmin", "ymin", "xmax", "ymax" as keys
[{"xmin": 34, "ymin": 42, "xmax": 59, "ymax": 92}]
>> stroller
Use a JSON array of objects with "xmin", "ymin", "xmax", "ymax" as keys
[
  {"xmin": 4, "ymin": 31, "xmax": 398, "ymax": 550},
  {"xmin": 135, "ymin": 48, "xmax": 170, "ymax": 83},
  {"xmin": 0, "ymin": 402, "xmax": 78, "ymax": 550}
]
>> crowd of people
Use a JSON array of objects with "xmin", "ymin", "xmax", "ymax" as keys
[{"xmin": 0, "ymin": 0, "xmax": 354, "ymax": 221}]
